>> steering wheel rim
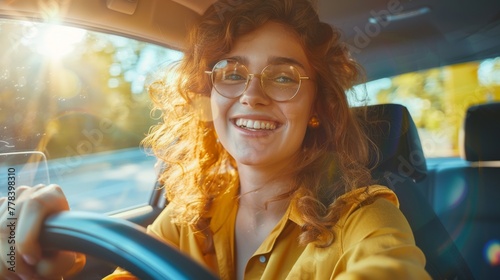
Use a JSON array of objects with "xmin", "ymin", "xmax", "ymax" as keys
[{"xmin": 41, "ymin": 211, "xmax": 218, "ymax": 280}]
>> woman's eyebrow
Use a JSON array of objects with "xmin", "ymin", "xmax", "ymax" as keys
[
  {"xmin": 223, "ymin": 55, "xmax": 248, "ymax": 65},
  {"xmin": 223, "ymin": 55, "xmax": 306, "ymax": 71},
  {"xmin": 222, "ymin": 55, "xmax": 307, "ymax": 70},
  {"xmin": 267, "ymin": 56, "xmax": 307, "ymax": 70}
]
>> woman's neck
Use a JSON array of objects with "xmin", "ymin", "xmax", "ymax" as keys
[{"xmin": 237, "ymin": 164, "xmax": 293, "ymax": 211}]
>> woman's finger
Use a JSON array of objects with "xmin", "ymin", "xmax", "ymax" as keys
[
  {"xmin": 36, "ymin": 251, "xmax": 80, "ymax": 279},
  {"xmin": 15, "ymin": 184, "xmax": 69, "ymax": 266}
]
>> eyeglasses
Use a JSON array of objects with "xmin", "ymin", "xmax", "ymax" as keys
[{"xmin": 205, "ymin": 59, "xmax": 310, "ymax": 102}]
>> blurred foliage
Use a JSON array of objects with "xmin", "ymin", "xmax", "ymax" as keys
[
  {"xmin": 367, "ymin": 59, "xmax": 500, "ymax": 157},
  {"xmin": 0, "ymin": 18, "xmax": 181, "ymax": 158}
]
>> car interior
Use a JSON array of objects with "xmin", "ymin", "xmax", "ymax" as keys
[{"xmin": 1, "ymin": 0, "xmax": 499, "ymax": 279}]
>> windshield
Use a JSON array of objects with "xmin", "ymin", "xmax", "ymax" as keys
[{"xmin": 0, "ymin": 18, "xmax": 182, "ymax": 213}]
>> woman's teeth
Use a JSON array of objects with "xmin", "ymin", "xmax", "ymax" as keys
[{"xmin": 235, "ymin": 118, "xmax": 277, "ymax": 130}]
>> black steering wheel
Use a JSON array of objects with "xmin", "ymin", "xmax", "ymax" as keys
[{"xmin": 41, "ymin": 211, "xmax": 219, "ymax": 280}]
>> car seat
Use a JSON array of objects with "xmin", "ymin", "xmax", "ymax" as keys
[
  {"xmin": 362, "ymin": 103, "xmax": 475, "ymax": 279},
  {"xmin": 432, "ymin": 102, "xmax": 500, "ymax": 280}
]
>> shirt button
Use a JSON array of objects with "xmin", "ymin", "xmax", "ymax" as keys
[{"xmin": 259, "ymin": 255, "xmax": 267, "ymax": 263}]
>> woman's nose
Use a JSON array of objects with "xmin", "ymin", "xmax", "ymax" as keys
[{"xmin": 239, "ymin": 75, "xmax": 271, "ymax": 107}]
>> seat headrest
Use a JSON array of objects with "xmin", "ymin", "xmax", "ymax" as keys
[
  {"xmin": 463, "ymin": 102, "xmax": 500, "ymax": 162},
  {"xmin": 360, "ymin": 103, "xmax": 427, "ymax": 182}
]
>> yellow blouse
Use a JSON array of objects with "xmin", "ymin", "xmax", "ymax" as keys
[{"xmin": 103, "ymin": 184, "xmax": 430, "ymax": 280}]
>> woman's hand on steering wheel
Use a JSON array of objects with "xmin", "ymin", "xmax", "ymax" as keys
[{"xmin": 0, "ymin": 184, "xmax": 81, "ymax": 279}]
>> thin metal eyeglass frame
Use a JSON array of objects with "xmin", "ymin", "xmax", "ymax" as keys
[{"xmin": 205, "ymin": 61, "xmax": 310, "ymax": 102}]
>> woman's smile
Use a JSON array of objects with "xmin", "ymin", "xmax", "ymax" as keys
[{"xmin": 234, "ymin": 118, "xmax": 279, "ymax": 130}]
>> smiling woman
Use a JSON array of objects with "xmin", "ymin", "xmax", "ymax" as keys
[
  {"xmin": 0, "ymin": 0, "xmax": 432, "ymax": 279},
  {"xmin": 0, "ymin": 0, "xmax": 498, "ymax": 278}
]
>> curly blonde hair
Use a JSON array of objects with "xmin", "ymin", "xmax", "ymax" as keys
[{"xmin": 142, "ymin": 0, "xmax": 374, "ymax": 248}]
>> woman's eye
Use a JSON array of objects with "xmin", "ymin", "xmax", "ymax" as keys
[
  {"xmin": 226, "ymin": 73, "xmax": 245, "ymax": 80},
  {"xmin": 220, "ymin": 72, "xmax": 246, "ymax": 82},
  {"xmin": 268, "ymin": 72, "xmax": 299, "ymax": 85},
  {"xmin": 274, "ymin": 76, "xmax": 294, "ymax": 83}
]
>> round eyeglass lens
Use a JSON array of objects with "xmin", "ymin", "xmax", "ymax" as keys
[
  {"xmin": 261, "ymin": 64, "xmax": 301, "ymax": 101},
  {"xmin": 212, "ymin": 60, "xmax": 248, "ymax": 98}
]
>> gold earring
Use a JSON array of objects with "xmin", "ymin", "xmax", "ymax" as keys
[{"xmin": 308, "ymin": 115, "xmax": 320, "ymax": 128}]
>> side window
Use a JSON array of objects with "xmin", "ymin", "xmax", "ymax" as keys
[
  {"xmin": 0, "ymin": 18, "xmax": 182, "ymax": 213},
  {"xmin": 354, "ymin": 59, "xmax": 500, "ymax": 158}
]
